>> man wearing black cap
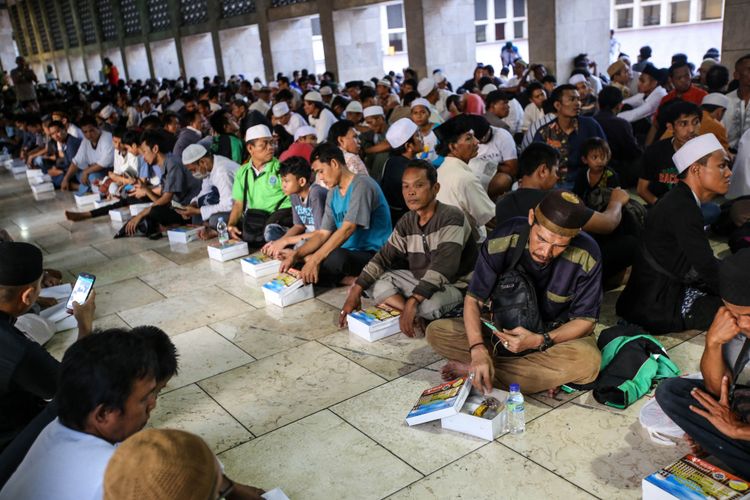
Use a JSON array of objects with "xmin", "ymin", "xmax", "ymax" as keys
[
  {"xmin": 0, "ymin": 242, "xmax": 95, "ymax": 452},
  {"xmin": 655, "ymin": 249, "xmax": 750, "ymax": 479},
  {"xmin": 426, "ymin": 190, "xmax": 603, "ymax": 395}
]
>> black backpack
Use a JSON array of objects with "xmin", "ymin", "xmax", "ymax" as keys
[{"xmin": 488, "ymin": 224, "xmax": 545, "ymax": 357}]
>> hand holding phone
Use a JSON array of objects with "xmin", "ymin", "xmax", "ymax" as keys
[{"xmin": 66, "ymin": 273, "xmax": 96, "ymax": 313}]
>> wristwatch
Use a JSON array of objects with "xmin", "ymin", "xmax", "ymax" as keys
[{"xmin": 538, "ymin": 332, "xmax": 554, "ymax": 351}]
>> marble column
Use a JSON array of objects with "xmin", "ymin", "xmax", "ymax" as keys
[
  {"xmin": 721, "ymin": 0, "xmax": 750, "ymax": 71},
  {"xmin": 333, "ymin": 6, "xmax": 383, "ymax": 83},
  {"xmin": 268, "ymin": 17, "xmax": 315, "ymax": 78}
]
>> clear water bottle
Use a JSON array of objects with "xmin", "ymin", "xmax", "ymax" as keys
[
  {"xmin": 506, "ymin": 383, "xmax": 525, "ymax": 434},
  {"xmin": 216, "ymin": 217, "xmax": 229, "ymax": 245}
]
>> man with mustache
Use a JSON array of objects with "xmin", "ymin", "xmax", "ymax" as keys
[
  {"xmin": 618, "ymin": 133, "xmax": 732, "ymax": 334},
  {"xmin": 426, "ymin": 190, "xmax": 603, "ymax": 396}
]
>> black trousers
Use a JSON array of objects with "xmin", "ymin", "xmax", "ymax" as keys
[
  {"xmin": 0, "ymin": 400, "xmax": 56, "ymax": 488},
  {"xmin": 89, "ymin": 196, "xmax": 143, "ymax": 218},
  {"xmin": 595, "ymin": 233, "xmax": 638, "ymax": 282},
  {"xmin": 318, "ymin": 248, "xmax": 375, "ymax": 287},
  {"xmin": 684, "ymin": 294, "xmax": 723, "ymax": 331},
  {"xmin": 147, "ymin": 204, "xmax": 186, "ymax": 227},
  {"xmin": 656, "ymin": 377, "xmax": 750, "ymax": 479}
]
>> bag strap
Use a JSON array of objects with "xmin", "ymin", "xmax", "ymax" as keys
[
  {"xmin": 730, "ymin": 337, "xmax": 750, "ymax": 408},
  {"xmin": 272, "ymin": 195, "xmax": 286, "ymax": 212},
  {"xmin": 508, "ymin": 223, "xmax": 531, "ymax": 270},
  {"xmin": 242, "ymin": 167, "xmax": 250, "ymax": 213},
  {"xmin": 640, "ymin": 242, "xmax": 682, "ymax": 283}
]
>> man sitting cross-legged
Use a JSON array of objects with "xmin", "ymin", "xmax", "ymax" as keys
[
  {"xmin": 426, "ymin": 190, "xmax": 602, "ymax": 395},
  {"xmin": 339, "ymin": 160, "xmax": 477, "ymax": 337}
]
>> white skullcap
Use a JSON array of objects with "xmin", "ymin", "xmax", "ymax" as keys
[
  {"xmin": 304, "ymin": 91, "xmax": 322, "ymax": 103},
  {"xmin": 363, "ymin": 80, "xmax": 375, "ymax": 89},
  {"xmin": 363, "ymin": 105, "xmax": 384, "ymax": 118},
  {"xmin": 91, "ymin": 101, "xmax": 101, "ymax": 111},
  {"xmin": 376, "ymin": 79, "xmax": 391, "ymax": 88},
  {"xmin": 245, "ymin": 124, "xmax": 272, "ymax": 142},
  {"xmin": 345, "ymin": 101, "xmax": 363, "ymax": 113},
  {"xmin": 269, "ymin": 81, "xmax": 279, "ymax": 89},
  {"xmin": 702, "ymin": 92, "xmax": 730, "ymax": 109},
  {"xmin": 252, "ymin": 82, "xmax": 263, "ymax": 91},
  {"xmin": 181, "ymin": 143, "xmax": 208, "ymax": 165},
  {"xmin": 272, "ymin": 101, "xmax": 290, "ymax": 117},
  {"xmin": 568, "ymin": 74, "xmax": 587, "ymax": 86},
  {"xmin": 417, "ymin": 77, "xmax": 436, "ymax": 97},
  {"xmin": 319, "ymin": 86, "xmax": 333, "ymax": 96},
  {"xmin": 294, "ymin": 125, "xmax": 317, "ymax": 141},
  {"xmin": 138, "ymin": 96, "xmax": 151, "ymax": 105},
  {"xmin": 481, "ymin": 83, "xmax": 498, "ymax": 95},
  {"xmin": 433, "ymin": 72, "xmax": 447, "ymax": 84},
  {"xmin": 157, "ymin": 90, "xmax": 168, "ymax": 100},
  {"xmin": 98, "ymin": 105, "xmax": 115, "ymax": 119},
  {"xmin": 386, "ymin": 118, "xmax": 418, "ymax": 148},
  {"xmin": 234, "ymin": 93, "xmax": 246, "ymax": 102},
  {"xmin": 672, "ymin": 134, "xmax": 724, "ymax": 174},
  {"xmin": 410, "ymin": 97, "xmax": 431, "ymax": 110}
]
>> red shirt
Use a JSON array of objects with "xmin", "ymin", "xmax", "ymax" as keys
[{"xmin": 653, "ymin": 85, "xmax": 707, "ymax": 123}]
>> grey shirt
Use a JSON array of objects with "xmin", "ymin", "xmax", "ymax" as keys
[
  {"xmin": 162, "ymin": 154, "xmax": 202, "ymax": 205},
  {"xmin": 291, "ymin": 184, "xmax": 328, "ymax": 233}
]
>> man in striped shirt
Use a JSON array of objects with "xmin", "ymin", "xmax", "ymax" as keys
[{"xmin": 339, "ymin": 160, "xmax": 477, "ymax": 337}]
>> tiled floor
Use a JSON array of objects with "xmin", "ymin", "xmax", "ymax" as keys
[{"xmin": 2, "ymin": 171, "xmax": 726, "ymax": 499}]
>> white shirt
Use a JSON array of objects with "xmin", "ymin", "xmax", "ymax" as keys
[
  {"xmin": 249, "ymin": 98, "xmax": 271, "ymax": 116},
  {"xmin": 283, "ymin": 112, "xmax": 308, "ymax": 137},
  {"xmin": 729, "ymin": 127, "xmax": 750, "ymax": 199},
  {"xmin": 193, "ymin": 154, "xmax": 241, "ymax": 221},
  {"xmin": 722, "ymin": 89, "xmax": 750, "ymax": 150},
  {"xmin": 521, "ymin": 103, "xmax": 546, "ymax": 133},
  {"xmin": 436, "ymin": 156, "xmax": 495, "ymax": 242},
  {"xmin": 504, "ymin": 99, "xmax": 524, "ymax": 135},
  {"xmin": 73, "ymin": 130, "xmax": 114, "ymax": 170},
  {"xmin": 468, "ymin": 126, "xmax": 517, "ymax": 190},
  {"xmin": 0, "ymin": 418, "xmax": 116, "ymax": 500},
  {"xmin": 309, "ymin": 108, "xmax": 338, "ymax": 143},
  {"xmin": 420, "ymin": 129, "xmax": 438, "ymax": 163},
  {"xmin": 618, "ymin": 85, "xmax": 667, "ymax": 123},
  {"xmin": 67, "ymin": 124, "xmax": 83, "ymax": 140},
  {"xmin": 113, "ymin": 150, "xmax": 139, "ymax": 176}
]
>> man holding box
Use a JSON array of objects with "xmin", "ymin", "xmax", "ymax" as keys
[{"xmin": 340, "ymin": 160, "xmax": 477, "ymax": 337}]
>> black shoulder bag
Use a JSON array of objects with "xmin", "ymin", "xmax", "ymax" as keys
[
  {"xmin": 488, "ymin": 224, "xmax": 545, "ymax": 357},
  {"xmin": 241, "ymin": 168, "xmax": 286, "ymax": 245}
]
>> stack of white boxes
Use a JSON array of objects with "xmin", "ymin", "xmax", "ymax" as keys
[{"xmin": 26, "ymin": 168, "xmax": 56, "ymax": 201}]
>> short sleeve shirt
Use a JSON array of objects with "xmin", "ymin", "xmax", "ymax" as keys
[
  {"xmin": 231, "ymin": 157, "xmax": 292, "ymax": 212},
  {"xmin": 320, "ymin": 175, "xmax": 392, "ymax": 252},
  {"xmin": 640, "ymin": 138, "xmax": 677, "ymax": 200},
  {"xmin": 291, "ymin": 183, "xmax": 328, "ymax": 232},
  {"xmin": 162, "ymin": 154, "xmax": 202, "ymax": 205},
  {"xmin": 468, "ymin": 217, "xmax": 603, "ymax": 323}
]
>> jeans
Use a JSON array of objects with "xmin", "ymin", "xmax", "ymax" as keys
[
  {"xmin": 656, "ymin": 377, "xmax": 750, "ymax": 479},
  {"xmin": 264, "ymin": 223, "xmax": 288, "ymax": 242},
  {"xmin": 75, "ymin": 170, "xmax": 106, "ymax": 195}
]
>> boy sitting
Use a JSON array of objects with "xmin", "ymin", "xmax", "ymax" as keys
[{"xmin": 261, "ymin": 156, "xmax": 328, "ymax": 257}]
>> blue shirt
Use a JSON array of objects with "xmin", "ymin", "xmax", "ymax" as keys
[{"xmin": 321, "ymin": 175, "xmax": 392, "ymax": 252}]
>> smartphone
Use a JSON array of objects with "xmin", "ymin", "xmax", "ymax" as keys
[{"xmin": 66, "ymin": 273, "xmax": 96, "ymax": 313}]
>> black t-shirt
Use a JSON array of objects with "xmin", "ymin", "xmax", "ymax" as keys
[
  {"xmin": 380, "ymin": 155, "xmax": 410, "ymax": 218},
  {"xmin": 495, "ymin": 188, "xmax": 595, "ymax": 226},
  {"xmin": 573, "ymin": 167, "xmax": 621, "ymax": 203},
  {"xmin": 640, "ymin": 138, "xmax": 677, "ymax": 201}
]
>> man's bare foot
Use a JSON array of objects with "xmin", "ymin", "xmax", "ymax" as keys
[
  {"xmin": 440, "ymin": 360, "xmax": 472, "ymax": 381},
  {"xmin": 685, "ymin": 435, "xmax": 707, "ymax": 457},
  {"xmin": 546, "ymin": 386, "xmax": 561, "ymax": 398},
  {"xmin": 65, "ymin": 210, "xmax": 91, "ymax": 222}
]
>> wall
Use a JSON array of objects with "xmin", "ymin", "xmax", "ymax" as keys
[
  {"xmin": 150, "ymin": 38, "xmax": 181, "ymax": 80},
  {"xmin": 720, "ymin": 0, "xmax": 748, "ymax": 71},
  {"xmin": 268, "ymin": 18, "xmax": 315, "ymax": 77},
  {"xmin": 553, "ymin": 0, "xmax": 610, "ymax": 82},
  {"xmin": 616, "ymin": 22, "xmax": 722, "ymax": 69},
  {"xmin": 85, "ymin": 53, "xmax": 102, "ymax": 82},
  {"xmin": 124, "ymin": 44, "xmax": 151, "ymax": 81},
  {"xmin": 182, "ymin": 32, "xmax": 218, "ymax": 80},
  {"xmin": 54, "ymin": 55, "xmax": 71, "ymax": 83},
  {"xmin": 422, "ymin": 0, "xmax": 476, "ymax": 83},
  {"xmin": 219, "ymin": 25, "xmax": 266, "ymax": 80},
  {"xmin": 69, "ymin": 54, "xmax": 87, "ymax": 82},
  {"xmin": 0, "ymin": 9, "xmax": 16, "ymax": 73}
]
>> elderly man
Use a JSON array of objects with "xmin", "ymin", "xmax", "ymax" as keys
[
  {"xmin": 426, "ymin": 190, "xmax": 602, "ymax": 395},
  {"xmin": 60, "ymin": 116, "xmax": 115, "ymax": 195},
  {"xmin": 0, "ymin": 242, "xmax": 95, "ymax": 453},
  {"xmin": 656, "ymin": 249, "xmax": 750, "ymax": 479},
  {"xmin": 607, "ymin": 60, "xmax": 632, "ymax": 98},
  {"xmin": 618, "ymin": 134, "xmax": 731, "ymax": 334},
  {"xmin": 178, "ymin": 144, "xmax": 240, "ymax": 231}
]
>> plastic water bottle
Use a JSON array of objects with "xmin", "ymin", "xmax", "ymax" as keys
[
  {"xmin": 216, "ymin": 217, "xmax": 229, "ymax": 245},
  {"xmin": 506, "ymin": 383, "xmax": 525, "ymax": 434}
]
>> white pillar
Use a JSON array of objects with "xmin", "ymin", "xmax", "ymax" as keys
[
  {"xmin": 219, "ymin": 25, "xmax": 265, "ymax": 81},
  {"xmin": 422, "ymin": 0, "xmax": 476, "ymax": 82},
  {"xmin": 268, "ymin": 18, "xmax": 315, "ymax": 77},
  {"xmin": 552, "ymin": 0, "xmax": 610, "ymax": 82},
  {"xmin": 150, "ymin": 38, "xmax": 181, "ymax": 80},
  {"xmin": 85, "ymin": 53, "xmax": 102, "ymax": 83},
  {"xmin": 333, "ymin": 6, "xmax": 383, "ymax": 83},
  {"xmin": 124, "ymin": 44, "xmax": 151, "ymax": 81},
  {"xmin": 70, "ymin": 54, "xmax": 87, "ymax": 83},
  {"xmin": 0, "ymin": 9, "xmax": 16, "ymax": 72},
  {"xmin": 54, "ymin": 55, "xmax": 71, "ymax": 82},
  {"xmin": 182, "ymin": 32, "xmax": 218, "ymax": 80}
]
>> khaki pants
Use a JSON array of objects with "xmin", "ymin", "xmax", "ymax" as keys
[{"xmin": 425, "ymin": 318, "xmax": 601, "ymax": 394}]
